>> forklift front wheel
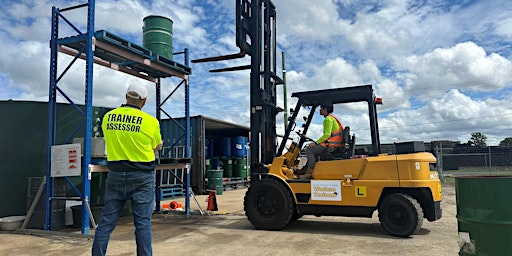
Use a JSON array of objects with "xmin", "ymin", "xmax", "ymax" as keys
[{"xmin": 244, "ymin": 178, "xmax": 294, "ymax": 230}]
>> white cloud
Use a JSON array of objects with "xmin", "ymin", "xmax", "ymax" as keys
[
  {"xmin": 378, "ymin": 89, "xmax": 512, "ymax": 145},
  {"xmin": 1, "ymin": 0, "xmax": 512, "ymax": 146},
  {"xmin": 395, "ymin": 42, "xmax": 512, "ymax": 92},
  {"xmin": 275, "ymin": 0, "xmax": 347, "ymax": 40}
]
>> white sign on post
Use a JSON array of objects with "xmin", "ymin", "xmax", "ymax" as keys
[
  {"xmin": 310, "ymin": 180, "xmax": 342, "ymax": 201},
  {"xmin": 51, "ymin": 143, "xmax": 81, "ymax": 177}
]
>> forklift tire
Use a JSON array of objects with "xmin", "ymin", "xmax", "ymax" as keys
[
  {"xmin": 291, "ymin": 210, "xmax": 303, "ymax": 221},
  {"xmin": 244, "ymin": 178, "xmax": 294, "ymax": 230},
  {"xmin": 378, "ymin": 193, "xmax": 423, "ymax": 237}
]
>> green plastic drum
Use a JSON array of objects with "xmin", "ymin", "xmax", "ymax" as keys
[
  {"xmin": 205, "ymin": 159, "xmax": 212, "ymax": 171},
  {"xmin": 207, "ymin": 170, "xmax": 223, "ymax": 195},
  {"xmin": 222, "ymin": 158, "xmax": 233, "ymax": 178},
  {"xmin": 143, "ymin": 15, "xmax": 173, "ymax": 60},
  {"xmin": 233, "ymin": 158, "xmax": 248, "ymax": 178},
  {"xmin": 456, "ymin": 176, "xmax": 512, "ymax": 255}
]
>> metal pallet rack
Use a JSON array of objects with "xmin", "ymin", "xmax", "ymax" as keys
[{"xmin": 47, "ymin": 0, "xmax": 191, "ymax": 234}]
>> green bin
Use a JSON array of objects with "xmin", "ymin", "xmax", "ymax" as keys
[{"xmin": 456, "ymin": 176, "xmax": 512, "ymax": 255}]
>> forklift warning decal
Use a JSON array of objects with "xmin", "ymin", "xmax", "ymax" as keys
[
  {"xmin": 355, "ymin": 186, "xmax": 367, "ymax": 197},
  {"xmin": 311, "ymin": 180, "xmax": 342, "ymax": 201}
]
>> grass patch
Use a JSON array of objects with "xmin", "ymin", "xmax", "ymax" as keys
[
  {"xmin": 442, "ymin": 177, "xmax": 455, "ymax": 184},
  {"xmin": 445, "ymin": 167, "xmax": 512, "ymax": 172}
]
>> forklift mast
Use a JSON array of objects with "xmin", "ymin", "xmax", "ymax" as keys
[
  {"xmin": 277, "ymin": 85, "xmax": 382, "ymax": 156},
  {"xmin": 193, "ymin": 0, "xmax": 283, "ymax": 180}
]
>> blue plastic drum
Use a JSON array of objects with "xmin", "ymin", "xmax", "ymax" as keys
[
  {"xmin": 220, "ymin": 137, "xmax": 231, "ymax": 157},
  {"xmin": 231, "ymin": 136, "xmax": 248, "ymax": 157}
]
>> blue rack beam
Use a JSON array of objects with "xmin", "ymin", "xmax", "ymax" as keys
[{"xmin": 58, "ymin": 30, "xmax": 191, "ymax": 81}]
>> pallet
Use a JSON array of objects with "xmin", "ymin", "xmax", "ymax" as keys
[
  {"xmin": 160, "ymin": 186, "xmax": 183, "ymax": 200},
  {"xmin": 222, "ymin": 177, "xmax": 250, "ymax": 190},
  {"xmin": 57, "ymin": 30, "xmax": 192, "ymax": 79}
]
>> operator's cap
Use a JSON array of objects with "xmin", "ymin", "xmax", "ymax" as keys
[{"xmin": 126, "ymin": 84, "xmax": 148, "ymax": 99}]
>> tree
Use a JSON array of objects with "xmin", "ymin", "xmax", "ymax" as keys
[
  {"xmin": 468, "ymin": 132, "xmax": 487, "ymax": 147},
  {"xmin": 499, "ymin": 137, "xmax": 512, "ymax": 147}
]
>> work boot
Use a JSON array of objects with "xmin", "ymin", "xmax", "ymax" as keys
[
  {"xmin": 299, "ymin": 169, "xmax": 313, "ymax": 179},
  {"xmin": 294, "ymin": 167, "xmax": 305, "ymax": 175}
]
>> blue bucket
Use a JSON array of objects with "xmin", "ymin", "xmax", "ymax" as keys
[{"xmin": 231, "ymin": 136, "xmax": 248, "ymax": 157}]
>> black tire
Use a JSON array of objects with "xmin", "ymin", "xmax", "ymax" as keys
[
  {"xmin": 291, "ymin": 210, "xmax": 303, "ymax": 222},
  {"xmin": 378, "ymin": 193, "xmax": 423, "ymax": 237},
  {"xmin": 244, "ymin": 178, "xmax": 294, "ymax": 230}
]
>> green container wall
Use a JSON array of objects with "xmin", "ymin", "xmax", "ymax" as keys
[
  {"xmin": 1, "ymin": 102, "xmax": 250, "ymax": 218},
  {"xmin": 0, "ymin": 101, "xmax": 111, "ymax": 218},
  {"xmin": 143, "ymin": 15, "xmax": 173, "ymax": 60},
  {"xmin": 160, "ymin": 116, "xmax": 249, "ymax": 194},
  {"xmin": 456, "ymin": 176, "xmax": 512, "ymax": 256}
]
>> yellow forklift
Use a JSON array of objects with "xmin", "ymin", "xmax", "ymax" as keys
[{"xmin": 244, "ymin": 84, "xmax": 442, "ymax": 237}]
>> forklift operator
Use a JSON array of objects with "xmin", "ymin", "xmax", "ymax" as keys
[{"xmin": 299, "ymin": 102, "xmax": 344, "ymax": 179}]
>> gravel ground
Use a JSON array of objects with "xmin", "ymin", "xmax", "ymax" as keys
[{"xmin": 0, "ymin": 183, "xmax": 459, "ymax": 256}]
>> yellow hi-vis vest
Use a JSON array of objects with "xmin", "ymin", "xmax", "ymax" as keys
[
  {"xmin": 319, "ymin": 114, "xmax": 344, "ymax": 148},
  {"xmin": 102, "ymin": 105, "xmax": 162, "ymax": 162}
]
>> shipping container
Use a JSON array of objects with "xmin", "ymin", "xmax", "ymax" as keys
[
  {"xmin": 160, "ymin": 115, "xmax": 249, "ymax": 194},
  {"xmin": 0, "ymin": 100, "xmax": 110, "ymax": 218}
]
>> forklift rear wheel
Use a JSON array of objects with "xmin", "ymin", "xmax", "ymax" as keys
[
  {"xmin": 244, "ymin": 178, "xmax": 294, "ymax": 230},
  {"xmin": 378, "ymin": 193, "xmax": 423, "ymax": 237}
]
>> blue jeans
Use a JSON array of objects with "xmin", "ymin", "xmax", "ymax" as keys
[{"xmin": 92, "ymin": 171, "xmax": 155, "ymax": 256}]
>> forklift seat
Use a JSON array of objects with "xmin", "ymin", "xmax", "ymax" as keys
[
  {"xmin": 320, "ymin": 126, "xmax": 356, "ymax": 160},
  {"xmin": 341, "ymin": 126, "xmax": 351, "ymax": 147}
]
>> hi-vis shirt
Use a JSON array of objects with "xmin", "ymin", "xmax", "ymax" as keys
[
  {"xmin": 102, "ymin": 105, "xmax": 162, "ymax": 166},
  {"xmin": 316, "ymin": 114, "xmax": 343, "ymax": 146}
]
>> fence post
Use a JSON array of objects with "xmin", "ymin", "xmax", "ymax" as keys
[
  {"xmin": 436, "ymin": 145, "xmax": 444, "ymax": 181},
  {"xmin": 488, "ymin": 146, "xmax": 492, "ymax": 168}
]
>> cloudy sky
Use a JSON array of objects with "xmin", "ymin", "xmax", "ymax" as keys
[{"xmin": 1, "ymin": 0, "xmax": 512, "ymax": 146}]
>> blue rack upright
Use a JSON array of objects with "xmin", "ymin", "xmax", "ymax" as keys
[{"xmin": 48, "ymin": 1, "xmax": 191, "ymax": 234}]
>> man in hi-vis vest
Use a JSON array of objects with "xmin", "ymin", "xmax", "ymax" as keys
[
  {"xmin": 93, "ymin": 84, "xmax": 163, "ymax": 256},
  {"xmin": 300, "ymin": 103, "xmax": 344, "ymax": 179}
]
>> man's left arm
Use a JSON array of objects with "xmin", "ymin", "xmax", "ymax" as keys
[{"xmin": 152, "ymin": 120, "xmax": 163, "ymax": 153}]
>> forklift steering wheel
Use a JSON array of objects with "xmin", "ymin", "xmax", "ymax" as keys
[{"xmin": 296, "ymin": 131, "xmax": 315, "ymax": 143}]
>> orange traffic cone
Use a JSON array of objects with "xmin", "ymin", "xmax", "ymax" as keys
[{"xmin": 206, "ymin": 190, "xmax": 218, "ymax": 211}]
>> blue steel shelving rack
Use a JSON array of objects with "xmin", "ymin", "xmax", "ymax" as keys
[{"xmin": 47, "ymin": 0, "xmax": 191, "ymax": 234}]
